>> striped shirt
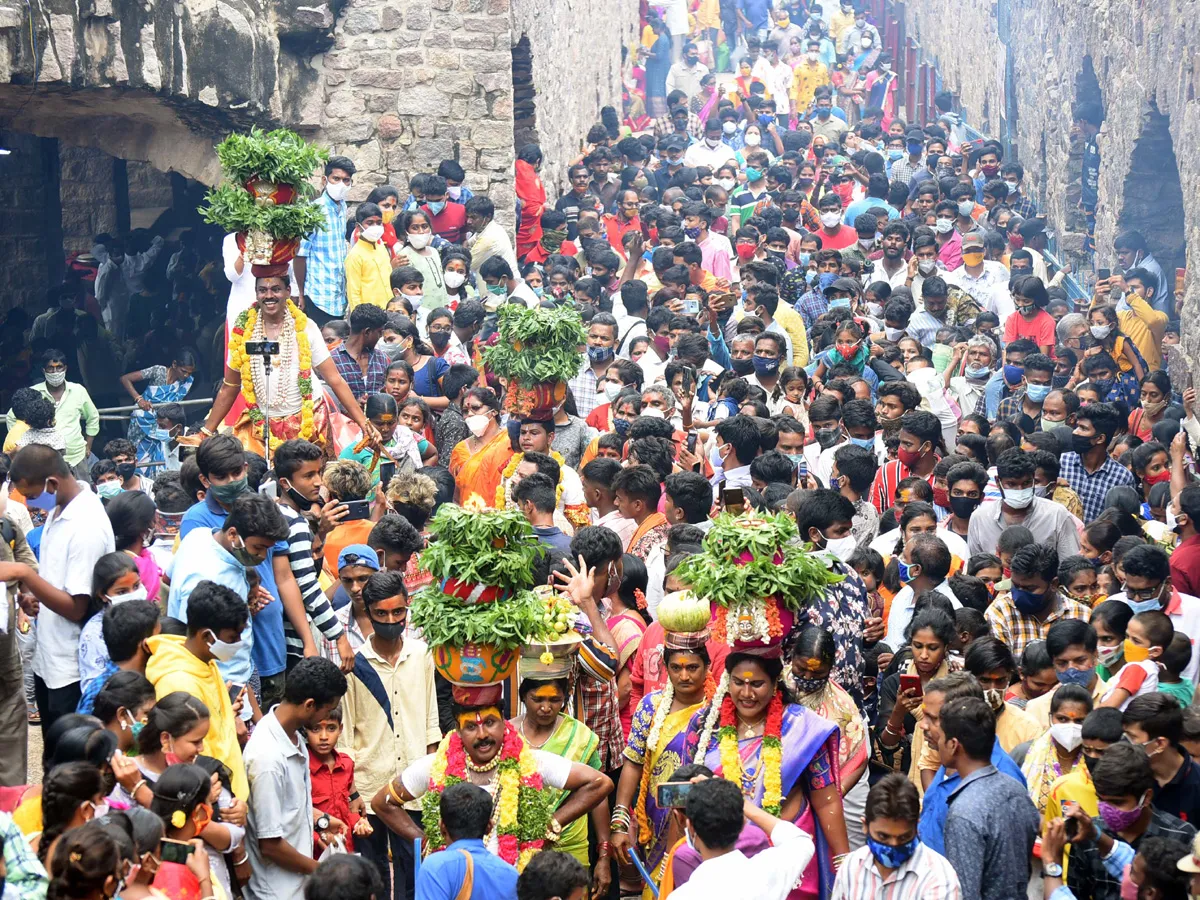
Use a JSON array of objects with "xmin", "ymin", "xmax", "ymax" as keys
[
  {"xmin": 869, "ymin": 458, "xmax": 936, "ymax": 515},
  {"xmin": 298, "ymin": 192, "xmax": 349, "ymax": 316},
  {"xmin": 830, "ymin": 841, "xmax": 962, "ymax": 900},
  {"xmin": 279, "ymin": 504, "xmax": 345, "ymax": 657}
]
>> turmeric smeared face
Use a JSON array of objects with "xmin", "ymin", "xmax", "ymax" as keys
[{"xmin": 456, "ymin": 706, "xmax": 506, "ymax": 761}]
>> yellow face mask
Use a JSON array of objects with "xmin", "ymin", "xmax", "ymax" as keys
[
  {"xmin": 962, "ymin": 251, "xmax": 985, "ymax": 267},
  {"xmin": 382, "ymin": 209, "xmax": 396, "ymax": 225},
  {"xmin": 1123, "ymin": 638, "xmax": 1151, "ymax": 663}
]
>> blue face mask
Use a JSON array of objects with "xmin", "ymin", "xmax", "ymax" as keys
[
  {"xmin": 818, "ymin": 272, "xmax": 838, "ymax": 292},
  {"xmin": 907, "ymin": 141, "xmax": 923, "ymax": 155},
  {"xmin": 1025, "ymin": 383, "xmax": 1051, "ymax": 403},
  {"xmin": 426, "ymin": 200, "xmax": 447, "ymax": 215},
  {"xmin": 745, "ymin": 166, "xmax": 764, "ymax": 183},
  {"xmin": 867, "ymin": 835, "xmax": 919, "ymax": 870},
  {"xmin": 587, "ymin": 345, "xmax": 615, "ymax": 363},
  {"xmin": 849, "ymin": 436, "xmax": 875, "ymax": 450},
  {"xmin": 965, "ymin": 364, "xmax": 991, "ymax": 380},
  {"xmin": 613, "ymin": 417, "xmax": 631, "ymax": 437},
  {"xmin": 798, "ymin": 251, "xmax": 811, "ymax": 267},
  {"xmin": 829, "ymin": 297, "xmax": 852, "ymax": 309},
  {"xmin": 897, "ymin": 559, "xmax": 919, "ymax": 584},
  {"xmin": 1126, "ymin": 588, "xmax": 1165, "ymax": 614},
  {"xmin": 752, "ymin": 356, "xmax": 781, "ymax": 378},
  {"xmin": 1011, "ymin": 586, "xmax": 1050, "ymax": 614},
  {"xmin": 785, "ymin": 453, "xmax": 806, "ymax": 471},
  {"xmin": 1003, "ymin": 364, "xmax": 1025, "ymax": 387},
  {"xmin": 1056, "ymin": 665, "xmax": 1096, "ymax": 687},
  {"xmin": 887, "ymin": 149, "xmax": 903, "ymax": 161}
]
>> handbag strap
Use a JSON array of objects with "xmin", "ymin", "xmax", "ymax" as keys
[{"xmin": 454, "ymin": 849, "xmax": 475, "ymax": 900}]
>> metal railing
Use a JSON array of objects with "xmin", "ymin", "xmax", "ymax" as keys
[{"xmin": 95, "ymin": 397, "xmax": 213, "ymax": 423}]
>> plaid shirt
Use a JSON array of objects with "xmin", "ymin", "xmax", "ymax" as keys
[
  {"xmin": 794, "ymin": 287, "xmax": 829, "ymax": 330},
  {"xmin": 1, "ymin": 810, "xmax": 47, "ymax": 900},
  {"xmin": 576, "ymin": 635, "xmax": 625, "ymax": 771},
  {"xmin": 984, "ymin": 591, "xmax": 1091, "ymax": 658},
  {"xmin": 1068, "ymin": 808, "xmax": 1193, "ymax": 900},
  {"xmin": 1060, "ymin": 451, "xmax": 1136, "ymax": 524},
  {"xmin": 1008, "ymin": 193, "xmax": 1039, "ymax": 219},
  {"xmin": 568, "ymin": 360, "xmax": 604, "ymax": 418},
  {"xmin": 298, "ymin": 192, "xmax": 349, "ymax": 316},
  {"xmin": 995, "ymin": 389, "xmax": 1042, "ymax": 428},
  {"xmin": 652, "ymin": 113, "xmax": 702, "ymax": 140},
  {"xmin": 331, "ymin": 343, "xmax": 389, "ymax": 398},
  {"xmin": 888, "ymin": 155, "xmax": 923, "ymax": 187}
]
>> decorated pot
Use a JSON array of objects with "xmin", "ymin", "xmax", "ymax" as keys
[
  {"xmin": 441, "ymin": 578, "xmax": 514, "ymax": 605},
  {"xmin": 243, "ymin": 178, "xmax": 298, "ymax": 206},
  {"xmin": 433, "ymin": 642, "xmax": 518, "ymax": 685},
  {"xmin": 503, "ymin": 381, "xmax": 567, "ymax": 420},
  {"xmin": 237, "ymin": 231, "xmax": 301, "ymax": 268},
  {"xmin": 711, "ymin": 597, "xmax": 796, "ymax": 654}
]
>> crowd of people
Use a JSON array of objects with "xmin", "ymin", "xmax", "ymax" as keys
[{"xmin": 2, "ymin": 1, "xmax": 1200, "ymax": 900}]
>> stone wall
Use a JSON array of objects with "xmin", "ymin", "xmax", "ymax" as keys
[
  {"xmin": 901, "ymin": 0, "xmax": 1199, "ymax": 356},
  {"xmin": 58, "ymin": 145, "xmax": 117, "ymax": 254},
  {"xmin": 0, "ymin": 131, "xmax": 58, "ymax": 309}
]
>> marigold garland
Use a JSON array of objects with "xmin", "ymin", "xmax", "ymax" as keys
[
  {"xmin": 635, "ymin": 683, "xmax": 674, "ymax": 846},
  {"xmin": 716, "ymin": 692, "xmax": 784, "ymax": 815},
  {"xmin": 420, "ymin": 724, "xmax": 550, "ymax": 870},
  {"xmin": 498, "ymin": 450, "xmax": 566, "ymax": 508},
  {"xmin": 227, "ymin": 299, "xmax": 314, "ymax": 451}
]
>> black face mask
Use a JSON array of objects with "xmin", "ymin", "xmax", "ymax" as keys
[
  {"xmin": 430, "ymin": 331, "xmax": 452, "ymax": 351},
  {"xmin": 280, "ymin": 479, "xmax": 315, "ymax": 511},
  {"xmin": 731, "ymin": 357, "xmax": 754, "ymax": 376},
  {"xmin": 815, "ymin": 427, "xmax": 842, "ymax": 450},
  {"xmin": 371, "ymin": 619, "xmax": 406, "ymax": 641},
  {"xmin": 116, "ymin": 462, "xmax": 136, "ymax": 481},
  {"xmin": 1083, "ymin": 753, "xmax": 1100, "ymax": 776},
  {"xmin": 949, "ymin": 495, "xmax": 981, "ymax": 520}
]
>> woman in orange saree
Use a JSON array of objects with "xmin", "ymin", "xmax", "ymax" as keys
[{"xmin": 449, "ymin": 386, "xmax": 513, "ymax": 506}]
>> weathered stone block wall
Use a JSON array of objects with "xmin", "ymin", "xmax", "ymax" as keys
[
  {"xmin": 901, "ymin": 0, "xmax": 1200, "ymax": 358},
  {"xmin": 0, "ymin": 132, "xmax": 57, "ymax": 309},
  {"xmin": 59, "ymin": 145, "xmax": 117, "ymax": 254}
]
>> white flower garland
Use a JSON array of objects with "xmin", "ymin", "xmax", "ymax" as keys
[
  {"xmin": 692, "ymin": 671, "xmax": 729, "ymax": 764},
  {"xmin": 644, "ymin": 681, "xmax": 674, "ymax": 758}
]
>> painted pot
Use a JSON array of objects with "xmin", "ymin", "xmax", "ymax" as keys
[
  {"xmin": 442, "ymin": 578, "xmax": 514, "ymax": 605},
  {"xmin": 433, "ymin": 642, "xmax": 519, "ymax": 685},
  {"xmin": 503, "ymin": 381, "xmax": 567, "ymax": 420},
  {"xmin": 711, "ymin": 597, "xmax": 796, "ymax": 654},
  {"xmin": 243, "ymin": 178, "xmax": 298, "ymax": 206}
]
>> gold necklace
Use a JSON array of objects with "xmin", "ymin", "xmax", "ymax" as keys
[{"xmin": 464, "ymin": 752, "xmax": 502, "ymax": 773}]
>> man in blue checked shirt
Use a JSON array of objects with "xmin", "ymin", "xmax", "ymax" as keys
[{"xmin": 296, "ymin": 155, "xmax": 357, "ymax": 326}]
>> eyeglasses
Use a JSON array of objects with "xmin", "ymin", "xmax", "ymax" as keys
[{"xmin": 1124, "ymin": 583, "xmax": 1165, "ymax": 602}]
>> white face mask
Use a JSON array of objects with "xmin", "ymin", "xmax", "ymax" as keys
[
  {"xmin": 885, "ymin": 326, "xmax": 905, "ymax": 341},
  {"xmin": 917, "ymin": 259, "xmax": 938, "ymax": 275},
  {"xmin": 1004, "ymin": 180, "xmax": 1020, "ymax": 194},
  {"xmin": 722, "ymin": 121, "xmax": 737, "ymax": 135},
  {"xmin": 1002, "ymin": 486, "xmax": 1035, "ymax": 509},
  {"xmin": 705, "ymin": 137, "xmax": 721, "ymax": 149},
  {"xmin": 361, "ymin": 224, "xmax": 385, "ymax": 243},
  {"xmin": 807, "ymin": 52, "xmax": 820, "ymax": 62},
  {"xmin": 108, "ymin": 585, "xmax": 149, "ymax": 605},
  {"xmin": 1090, "ymin": 324, "xmax": 1112, "ymax": 339},
  {"xmin": 880, "ymin": 63, "xmax": 892, "ymax": 72},
  {"xmin": 603, "ymin": 382, "xmax": 623, "ymax": 402},
  {"xmin": 820, "ymin": 211, "xmax": 842, "ymax": 228},
  {"xmin": 444, "ymin": 271, "xmax": 467, "ymax": 290},
  {"xmin": 718, "ymin": 177, "xmax": 737, "ymax": 191},
  {"xmin": 934, "ymin": 218, "xmax": 954, "ymax": 234},
  {"xmin": 465, "ymin": 414, "xmax": 491, "ymax": 437},
  {"xmin": 744, "ymin": 132, "xmax": 762, "ymax": 147},
  {"xmin": 957, "ymin": 200, "xmax": 975, "ymax": 216},
  {"xmin": 1049, "ymin": 722, "xmax": 1083, "ymax": 753},
  {"xmin": 205, "ymin": 629, "xmax": 243, "ymax": 662},
  {"xmin": 446, "ymin": 185, "xmax": 463, "ymax": 200},
  {"xmin": 861, "ymin": 37, "xmax": 872, "ymax": 48},
  {"xmin": 326, "ymin": 181, "xmax": 350, "ymax": 202},
  {"xmin": 45, "ymin": 370, "xmax": 67, "ymax": 387},
  {"xmin": 407, "ymin": 232, "xmax": 432, "ymax": 250},
  {"xmin": 822, "ymin": 534, "xmax": 857, "ymax": 563}
]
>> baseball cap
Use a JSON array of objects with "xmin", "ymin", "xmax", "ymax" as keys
[
  {"xmin": 1017, "ymin": 218, "xmax": 1047, "ymax": 239},
  {"xmin": 824, "ymin": 277, "xmax": 860, "ymax": 297},
  {"xmin": 338, "ymin": 544, "xmax": 380, "ymax": 571},
  {"xmin": 961, "ymin": 232, "xmax": 985, "ymax": 251}
]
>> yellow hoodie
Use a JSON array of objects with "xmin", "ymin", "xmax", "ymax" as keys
[{"xmin": 145, "ymin": 634, "xmax": 249, "ymax": 799}]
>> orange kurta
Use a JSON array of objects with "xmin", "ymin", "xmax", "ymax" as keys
[{"xmin": 450, "ymin": 429, "xmax": 514, "ymax": 507}]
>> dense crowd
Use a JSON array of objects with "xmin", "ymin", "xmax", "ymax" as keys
[{"xmin": 1, "ymin": 2, "xmax": 1198, "ymax": 900}]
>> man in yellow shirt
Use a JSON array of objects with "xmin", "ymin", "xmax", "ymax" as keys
[
  {"xmin": 791, "ymin": 39, "xmax": 831, "ymax": 113},
  {"xmin": 1092, "ymin": 268, "xmax": 1169, "ymax": 370},
  {"xmin": 830, "ymin": 0, "xmax": 858, "ymax": 46},
  {"xmin": 345, "ymin": 203, "xmax": 394, "ymax": 311}
]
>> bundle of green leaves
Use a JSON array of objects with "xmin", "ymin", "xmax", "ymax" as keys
[
  {"xmin": 420, "ymin": 504, "xmax": 545, "ymax": 590},
  {"xmin": 482, "ymin": 304, "xmax": 588, "ymax": 387},
  {"xmin": 409, "ymin": 588, "xmax": 544, "ymax": 651},
  {"xmin": 674, "ymin": 512, "xmax": 844, "ymax": 610},
  {"xmin": 214, "ymin": 127, "xmax": 328, "ymax": 188},
  {"xmin": 200, "ymin": 184, "xmax": 327, "ymax": 241}
]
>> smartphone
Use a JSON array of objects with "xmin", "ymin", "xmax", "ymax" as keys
[
  {"xmin": 1097, "ymin": 268, "xmax": 1110, "ymax": 281},
  {"xmin": 159, "ymin": 839, "xmax": 195, "ymax": 864},
  {"xmin": 723, "ymin": 487, "xmax": 745, "ymax": 515},
  {"xmin": 899, "ymin": 673, "xmax": 923, "ymax": 697},
  {"xmin": 683, "ymin": 297, "xmax": 700, "ymax": 315},
  {"xmin": 379, "ymin": 460, "xmax": 396, "ymax": 492},
  {"xmin": 656, "ymin": 782, "xmax": 693, "ymax": 809},
  {"xmin": 227, "ymin": 682, "xmax": 245, "ymax": 704},
  {"xmin": 1062, "ymin": 800, "xmax": 1078, "ymax": 839},
  {"xmin": 340, "ymin": 499, "xmax": 372, "ymax": 521}
]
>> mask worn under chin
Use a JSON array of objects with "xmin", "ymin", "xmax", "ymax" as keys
[
  {"xmin": 208, "ymin": 477, "xmax": 249, "ymax": 506},
  {"xmin": 280, "ymin": 479, "xmax": 316, "ymax": 511}
]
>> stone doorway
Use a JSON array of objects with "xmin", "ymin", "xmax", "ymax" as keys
[{"xmin": 1116, "ymin": 97, "xmax": 1187, "ymax": 292}]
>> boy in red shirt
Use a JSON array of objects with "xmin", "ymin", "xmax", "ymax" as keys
[{"xmin": 305, "ymin": 707, "xmax": 372, "ymax": 853}]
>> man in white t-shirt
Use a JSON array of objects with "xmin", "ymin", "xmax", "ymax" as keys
[
  {"xmin": 372, "ymin": 684, "xmax": 612, "ymax": 857},
  {"xmin": 4, "ymin": 444, "xmax": 114, "ymax": 733}
]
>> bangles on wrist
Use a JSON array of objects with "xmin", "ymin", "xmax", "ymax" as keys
[
  {"xmin": 598, "ymin": 841, "xmax": 612, "ymax": 858},
  {"xmin": 610, "ymin": 805, "xmax": 632, "ymax": 834}
]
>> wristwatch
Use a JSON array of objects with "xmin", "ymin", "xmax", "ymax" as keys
[
  {"xmin": 1042, "ymin": 862, "xmax": 1063, "ymax": 878},
  {"xmin": 315, "ymin": 814, "xmax": 331, "ymax": 832}
]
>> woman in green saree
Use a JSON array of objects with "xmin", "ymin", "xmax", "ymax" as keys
[{"xmin": 512, "ymin": 670, "xmax": 613, "ymax": 896}]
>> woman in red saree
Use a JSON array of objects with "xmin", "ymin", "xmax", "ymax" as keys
[{"xmin": 515, "ymin": 144, "xmax": 546, "ymax": 260}]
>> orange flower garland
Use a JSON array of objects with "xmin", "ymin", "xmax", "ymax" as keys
[{"xmin": 717, "ymin": 692, "xmax": 784, "ymax": 815}]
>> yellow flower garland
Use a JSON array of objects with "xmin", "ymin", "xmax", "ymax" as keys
[
  {"xmin": 227, "ymin": 299, "xmax": 315, "ymax": 450},
  {"xmin": 497, "ymin": 450, "xmax": 566, "ymax": 508}
]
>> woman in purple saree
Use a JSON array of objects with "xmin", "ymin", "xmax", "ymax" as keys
[{"xmin": 684, "ymin": 651, "xmax": 850, "ymax": 900}]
